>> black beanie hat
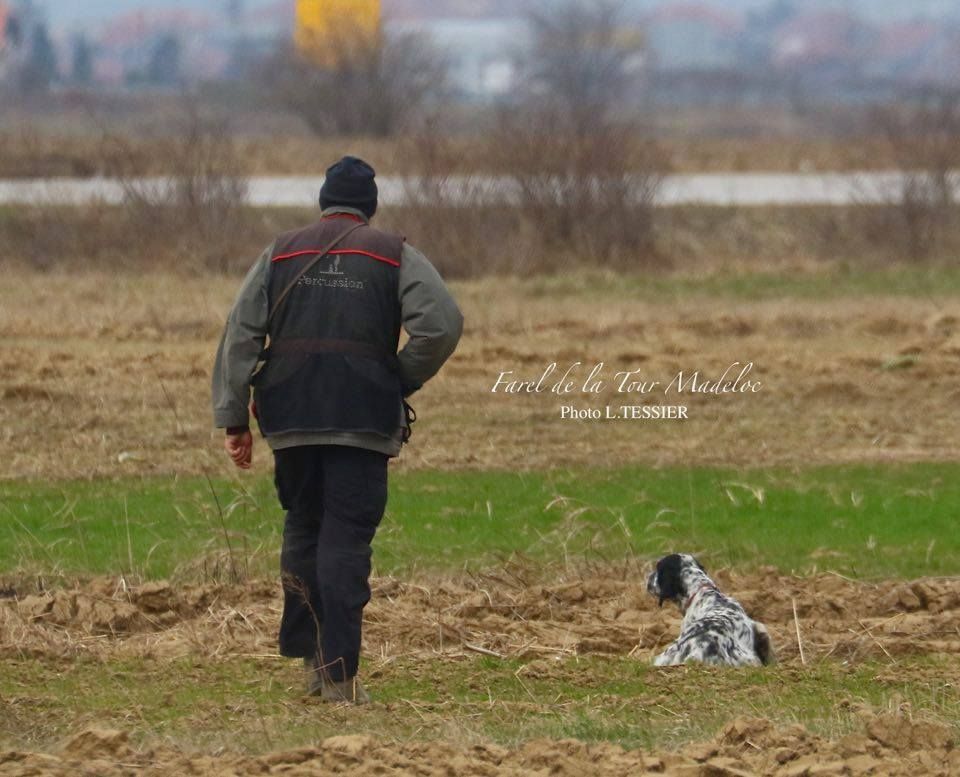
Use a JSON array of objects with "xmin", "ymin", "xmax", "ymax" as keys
[{"xmin": 319, "ymin": 156, "xmax": 378, "ymax": 218}]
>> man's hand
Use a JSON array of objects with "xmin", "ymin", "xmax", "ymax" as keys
[{"xmin": 225, "ymin": 429, "xmax": 253, "ymax": 469}]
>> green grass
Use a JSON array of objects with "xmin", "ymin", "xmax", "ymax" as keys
[
  {"xmin": 1, "ymin": 463, "xmax": 959, "ymax": 582},
  {"xmin": 2, "ymin": 654, "xmax": 957, "ymax": 754},
  {"xmin": 519, "ymin": 263, "xmax": 960, "ymax": 302},
  {"xmin": 2, "ymin": 464, "xmax": 959, "ymax": 759}
]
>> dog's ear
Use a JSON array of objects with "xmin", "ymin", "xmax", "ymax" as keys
[{"xmin": 655, "ymin": 554, "xmax": 685, "ymax": 606}]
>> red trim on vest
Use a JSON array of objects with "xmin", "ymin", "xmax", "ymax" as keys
[
  {"xmin": 272, "ymin": 247, "xmax": 400, "ymax": 267},
  {"xmin": 328, "ymin": 249, "xmax": 400, "ymax": 267},
  {"xmin": 273, "ymin": 249, "xmax": 326, "ymax": 263},
  {"xmin": 321, "ymin": 213, "xmax": 365, "ymax": 223}
]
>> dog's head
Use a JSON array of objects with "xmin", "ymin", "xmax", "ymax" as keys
[{"xmin": 646, "ymin": 553, "xmax": 709, "ymax": 608}]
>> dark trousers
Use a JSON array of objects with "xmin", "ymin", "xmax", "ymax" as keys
[{"xmin": 273, "ymin": 445, "xmax": 388, "ymax": 681}]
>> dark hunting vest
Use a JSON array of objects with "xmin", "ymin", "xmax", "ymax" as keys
[{"xmin": 253, "ymin": 215, "xmax": 405, "ymax": 439}]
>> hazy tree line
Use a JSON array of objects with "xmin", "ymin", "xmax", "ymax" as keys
[
  {"xmin": 5, "ymin": 0, "xmax": 956, "ymax": 270},
  {"xmin": 8, "ymin": 24, "xmax": 184, "ymax": 96}
]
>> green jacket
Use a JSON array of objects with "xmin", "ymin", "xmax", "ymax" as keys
[{"xmin": 211, "ymin": 207, "xmax": 464, "ymax": 457}]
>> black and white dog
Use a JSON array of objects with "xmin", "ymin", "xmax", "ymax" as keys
[{"xmin": 646, "ymin": 553, "xmax": 774, "ymax": 667}]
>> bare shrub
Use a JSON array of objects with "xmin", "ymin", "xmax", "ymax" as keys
[
  {"xmin": 382, "ymin": 119, "xmax": 516, "ymax": 278},
  {"xmin": 100, "ymin": 102, "xmax": 253, "ymax": 272},
  {"xmin": 263, "ymin": 22, "xmax": 448, "ymax": 138},
  {"xmin": 490, "ymin": 0, "xmax": 665, "ymax": 269},
  {"xmin": 490, "ymin": 111, "xmax": 663, "ymax": 268},
  {"xmin": 0, "ymin": 129, "xmax": 100, "ymax": 178},
  {"xmin": 380, "ymin": 112, "xmax": 664, "ymax": 276},
  {"xmin": 863, "ymin": 91, "xmax": 960, "ymax": 261}
]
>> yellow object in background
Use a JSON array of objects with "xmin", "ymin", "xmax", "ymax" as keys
[{"xmin": 295, "ymin": 0, "xmax": 381, "ymax": 65}]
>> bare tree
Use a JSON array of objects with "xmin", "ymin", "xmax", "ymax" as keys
[
  {"xmin": 265, "ymin": 23, "xmax": 449, "ymax": 137},
  {"xmin": 491, "ymin": 0, "xmax": 664, "ymax": 267},
  {"xmin": 520, "ymin": 0, "xmax": 646, "ymax": 132},
  {"xmin": 101, "ymin": 100, "xmax": 252, "ymax": 271},
  {"xmin": 866, "ymin": 90, "xmax": 960, "ymax": 260},
  {"xmin": 387, "ymin": 119, "xmax": 509, "ymax": 277}
]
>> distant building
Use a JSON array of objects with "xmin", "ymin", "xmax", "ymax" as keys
[
  {"xmin": 388, "ymin": 16, "xmax": 524, "ymax": 98},
  {"xmin": 865, "ymin": 21, "xmax": 959, "ymax": 86},
  {"xmin": 645, "ymin": 3, "xmax": 741, "ymax": 70},
  {"xmin": 771, "ymin": 10, "xmax": 869, "ymax": 74}
]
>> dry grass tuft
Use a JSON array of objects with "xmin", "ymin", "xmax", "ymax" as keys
[{"xmin": 4, "ymin": 563, "xmax": 960, "ymax": 666}]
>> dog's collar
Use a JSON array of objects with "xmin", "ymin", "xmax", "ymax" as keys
[{"xmin": 683, "ymin": 583, "xmax": 716, "ymax": 613}]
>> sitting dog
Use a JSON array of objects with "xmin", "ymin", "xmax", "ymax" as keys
[{"xmin": 646, "ymin": 553, "xmax": 774, "ymax": 667}]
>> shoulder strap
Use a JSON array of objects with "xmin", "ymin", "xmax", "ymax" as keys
[{"xmin": 268, "ymin": 222, "xmax": 365, "ymax": 326}]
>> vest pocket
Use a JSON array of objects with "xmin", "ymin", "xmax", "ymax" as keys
[{"xmin": 255, "ymin": 352, "xmax": 401, "ymax": 437}]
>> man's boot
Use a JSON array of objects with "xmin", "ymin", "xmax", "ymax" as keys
[
  {"xmin": 304, "ymin": 655, "xmax": 370, "ymax": 703},
  {"xmin": 304, "ymin": 654, "xmax": 324, "ymax": 696},
  {"xmin": 320, "ymin": 675, "xmax": 371, "ymax": 705}
]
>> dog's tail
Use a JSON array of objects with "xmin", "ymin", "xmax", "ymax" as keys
[{"xmin": 753, "ymin": 622, "xmax": 776, "ymax": 665}]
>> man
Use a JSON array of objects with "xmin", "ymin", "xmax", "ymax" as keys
[{"xmin": 212, "ymin": 156, "xmax": 463, "ymax": 703}]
